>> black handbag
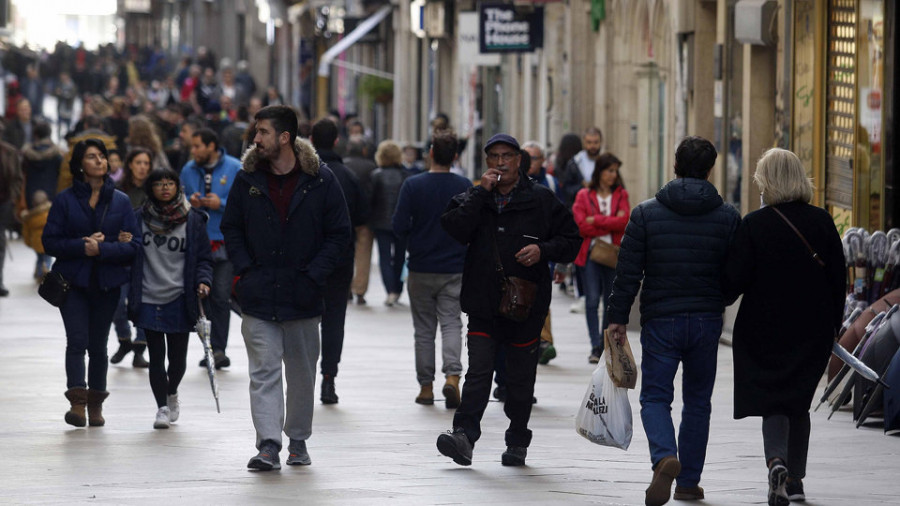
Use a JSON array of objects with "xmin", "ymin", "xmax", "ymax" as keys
[{"xmin": 39, "ymin": 270, "xmax": 70, "ymax": 307}]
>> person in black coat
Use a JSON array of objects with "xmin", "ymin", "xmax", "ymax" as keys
[
  {"xmin": 723, "ymin": 148, "xmax": 846, "ymax": 506},
  {"xmin": 434, "ymin": 134, "xmax": 580, "ymax": 468},
  {"xmin": 606, "ymin": 136, "xmax": 741, "ymax": 506},
  {"xmin": 310, "ymin": 118, "xmax": 367, "ymax": 405},
  {"xmin": 369, "ymin": 140, "xmax": 409, "ymax": 305}
]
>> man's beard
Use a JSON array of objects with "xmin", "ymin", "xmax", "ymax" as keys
[
  {"xmin": 257, "ymin": 143, "xmax": 279, "ymax": 161},
  {"xmin": 587, "ymin": 148, "xmax": 600, "ymax": 158}
]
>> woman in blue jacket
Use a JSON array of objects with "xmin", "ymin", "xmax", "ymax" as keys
[
  {"xmin": 42, "ymin": 138, "xmax": 140, "ymax": 428},
  {"xmin": 128, "ymin": 167, "xmax": 213, "ymax": 429}
]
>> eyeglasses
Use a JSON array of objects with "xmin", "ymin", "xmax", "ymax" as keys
[
  {"xmin": 152, "ymin": 181, "xmax": 178, "ymax": 189},
  {"xmin": 486, "ymin": 152, "xmax": 519, "ymax": 163}
]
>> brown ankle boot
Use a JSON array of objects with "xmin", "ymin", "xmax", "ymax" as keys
[
  {"xmin": 86, "ymin": 390, "xmax": 110, "ymax": 426},
  {"xmin": 415, "ymin": 383, "xmax": 434, "ymax": 405},
  {"xmin": 442, "ymin": 375, "xmax": 461, "ymax": 409},
  {"xmin": 64, "ymin": 388, "xmax": 88, "ymax": 427}
]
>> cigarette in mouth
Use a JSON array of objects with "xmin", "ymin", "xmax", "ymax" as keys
[{"xmin": 497, "ymin": 175, "xmax": 501, "ymax": 182}]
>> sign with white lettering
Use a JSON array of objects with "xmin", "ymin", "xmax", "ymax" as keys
[{"xmin": 479, "ymin": 3, "xmax": 544, "ymax": 53}]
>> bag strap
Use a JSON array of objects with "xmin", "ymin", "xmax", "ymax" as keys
[
  {"xmin": 490, "ymin": 214, "xmax": 507, "ymax": 278},
  {"xmin": 770, "ymin": 206, "xmax": 825, "ymax": 267}
]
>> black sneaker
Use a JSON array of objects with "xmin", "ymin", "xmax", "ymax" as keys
[
  {"xmin": 493, "ymin": 385, "xmax": 507, "ymax": 402},
  {"xmin": 286, "ymin": 439, "xmax": 311, "ymax": 466},
  {"xmin": 768, "ymin": 460, "xmax": 789, "ymax": 506},
  {"xmin": 321, "ymin": 376, "xmax": 338, "ymax": 404},
  {"xmin": 247, "ymin": 441, "xmax": 281, "ymax": 471},
  {"xmin": 501, "ymin": 446, "xmax": 527, "ymax": 466},
  {"xmin": 785, "ymin": 478, "xmax": 805, "ymax": 502},
  {"xmin": 0, "ymin": 285, "xmax": 8, "ymax": 297},
  {"xmin": 110, "ymin": 341, "xmax": 132, "ymax": 364},
  {"xmin": 436, "ymin": 428, "xmax": 473, "ymax": 466},
  {"xmin": 213, "ymin": 350, "xmax": 231, "ymax": 369}
]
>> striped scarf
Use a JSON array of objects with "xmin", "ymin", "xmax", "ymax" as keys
[{"xmin": 142, "ymin": 192, "xmax": 191, "ymax": 235}]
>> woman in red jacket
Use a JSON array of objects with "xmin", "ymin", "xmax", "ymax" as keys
[{"xmin": 572, "ymin": 153, "xmax": 630, "ymax": 363}]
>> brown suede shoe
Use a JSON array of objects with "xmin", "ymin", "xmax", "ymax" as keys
[
  {"xmin": 645, "ymin": 455, "xmax": 681, "ymax": 506},
  {"xmin": 442, "ymin": 375, "xmax": 461, "ymax": 409},
  {"xmin": 673, "ymin": 485, "xmax": 704, "ymax": 501},
  {"xmin": 415, "ymin": 384, "xmax": 434, "ymax": 405}
]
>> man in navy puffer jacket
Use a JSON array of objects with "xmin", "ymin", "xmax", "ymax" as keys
[{"xmin": 606, "ymin": 136, "xmax": 740, "ymax": 506}]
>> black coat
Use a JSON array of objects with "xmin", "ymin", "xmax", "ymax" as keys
[
  {"xmin": 607, "ymin": 178, "xmax": 741, "ymax": 326},
  {"xmin": 441, "ymin": 173, "xmax": 581, "ymax": 322},
  {"xmin": 723, "ymin": 201, "xmax": 846, "ymax": 418},
  {"xmin": 318, "ymin": 149, "xmax": 367, "ymax": 265},
  {"xmin": 221, "ymin": 138, "xmax": 352, "ymax": 322}
]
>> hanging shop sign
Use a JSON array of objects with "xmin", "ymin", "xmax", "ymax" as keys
[{"xmin": 478, "ymin": 3, "xmax": 544, "ymax": 53}]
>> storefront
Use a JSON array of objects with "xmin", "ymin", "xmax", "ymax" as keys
[{"xmin": 793, "ymin": 0, "xmax": 896, "ymax": 233}]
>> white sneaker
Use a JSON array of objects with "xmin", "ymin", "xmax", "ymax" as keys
[
  {"xmin": 167, "ymin": 393, "xmax": 180, "ymax": 423},
  {"xmin": 569, "ymin": 296, "xmax": 586, "ymax": 314},
  {"xmin": 154, "ymin": 407, "xmax": 170, "ymax": 429},
  {"xmin": 385, "ymin": 293, "xmax": 400, "ymax": 306}
]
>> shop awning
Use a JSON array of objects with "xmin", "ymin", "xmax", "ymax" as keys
[{"xmin": 317, "ymin": 4, "xmax": 393, "ymax": 78}]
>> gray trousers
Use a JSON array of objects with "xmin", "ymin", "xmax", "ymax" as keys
[
  {"xmin": 407, "ymin": 271, "xmax": 463, "ymax": 385},
  {"xmin": 762, "ymin": 413, "xmax": 811, "ymax": 479},
  {"xmin": 242, "ymin": 315, "xmax": 320, "ymax": 450}
]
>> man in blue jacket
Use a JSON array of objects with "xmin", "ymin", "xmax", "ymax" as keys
[
  {"xmin": 180, "ymin": 127, "xmax": 241, "ymax": 369},
  {"xmin": 606, "ymin": 136, "xmax": 741, "ymax": 506},
  {"xmin": 393, "ymin": 129, "xmax": 472, "ymax": 409},
  {"xmin": 221, "ymin": 105, "xmax": 351, "ymax": 471}
]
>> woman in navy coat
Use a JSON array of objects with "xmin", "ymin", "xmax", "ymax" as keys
[{"xmin": 42, "ymin": 138, "xmax": 140, "ymax": 428}]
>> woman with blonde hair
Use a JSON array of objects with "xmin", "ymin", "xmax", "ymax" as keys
[
  {"xmin": 723, "ymin": 148, "xmax": 845, "ymax": 506},
  {"xmin": 369, "ymin": 140, "xmax": 409, "ymax": 305},
  {"xmin": 126, "ymin": 115, "xmax": 171, "ymax": 171}
]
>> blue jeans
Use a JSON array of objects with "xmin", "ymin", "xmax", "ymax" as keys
[
  {"xmin": 60, "ymin": 285, "xmax": 120, "ymax": 390},
  {"xmin": 374, "ymin": 228, "xmax": 406, "ymax": 295},
  {"xmin": 113, "ymin": 283, "xmax": 146, "ymax": 344},
  {"xmin": 639, "ymin": 313, "xmax": 722, "ymax": 488},
  {"xmin": 583, "ymin": 259, "xmax": 617, "ymax": 349}
]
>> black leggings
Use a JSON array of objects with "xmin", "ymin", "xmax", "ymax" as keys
[{"xmin": 144, "ymin": 330, "xmax": 190, "ymax": 408}]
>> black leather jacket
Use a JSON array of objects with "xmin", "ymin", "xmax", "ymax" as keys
[{"xmin": 369, "ymin": 164, "xmax": 408, "ymax": 230}]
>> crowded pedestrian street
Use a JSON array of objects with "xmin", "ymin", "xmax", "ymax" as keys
[{"xmin": 0, "ymin": 238, "xmax": 895, "ymax": 505}]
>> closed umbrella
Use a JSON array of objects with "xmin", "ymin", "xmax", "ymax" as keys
[
  {"xmin": 196, "ymin": 300, "xmax": 221, "ymax": 413},
  {"xmin": 881, "ymin": 348, "xmax": 900, "ymax": 433}
]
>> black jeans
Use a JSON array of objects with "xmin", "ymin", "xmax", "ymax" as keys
[
  {"xmin": 453, "ymin": 313, "xmax": 544, "ymax": 448},
  {"xmin": 321, "ymin": 258, "xmax": 354, "ymax": 378},
  {"xmin": 60, "ymin": 285, "xmax": 120, "ymax": 390},
  {"xmin": 145, "ymin": 330, "xmax": 190, "ymax": 408},
  {"xmin": 762, "ymin": 413, "xmax": 811, "ymax": 479},
  {"xmin": 208, "ymin": 252, "xmax": 233, "ymax": 353}
]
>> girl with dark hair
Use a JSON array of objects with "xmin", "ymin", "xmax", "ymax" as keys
[
  {"xmin": 129, "ymin": 167, "xmax": 212, "ymax": 428},
  {"xmin": 42, "ymin": 138, "xmax": 140, "ymax": 428},
  {"xmin": 571, "ymin": 153, "xmax": 630, "ymax": 363},
  {"xmin": 109, "ymin": 147, "xmax": 156, "ymax": 368}
]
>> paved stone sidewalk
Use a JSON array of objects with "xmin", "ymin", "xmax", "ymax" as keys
[{"xmin": 0, "ymin": 239, "xmax": 896, "ymax": 505}]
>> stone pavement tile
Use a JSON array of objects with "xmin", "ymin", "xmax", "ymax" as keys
[{"xmin": 0, "ymin": 240, "xmax": 897, "ymax": 504}]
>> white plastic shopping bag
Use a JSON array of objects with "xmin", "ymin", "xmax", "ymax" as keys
[{"xmin": 575, "ymin": 360, "xmax": 633, "ymax": 450}]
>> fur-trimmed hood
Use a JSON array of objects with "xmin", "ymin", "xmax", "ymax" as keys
[
  {"xmin": 240, "ymin": 137, "xmax": 320, "ymax": 177},
  {"xmin": 22, "ymin": 139, "xmax": 63, "ymax": 162}
]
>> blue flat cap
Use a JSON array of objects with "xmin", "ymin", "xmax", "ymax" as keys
[{"xmin": 483, "ymin": 133, "xmax": 520, "ymax": 153}]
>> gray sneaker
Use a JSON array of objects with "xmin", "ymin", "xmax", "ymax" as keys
[
  {"xmin": 286, "ymin": 439, "xmax": 311, "ymax": 466},
  {"xmin": 167, "ymin": 393, "xmax": 180, "ymax": 422},
  {"xmin": 153, "ymin": 407, "xmax": 170, "ymax": 429},
  {"xmin": 247, "ymin": 441, "xmax": 281, "ymax": 471}
]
